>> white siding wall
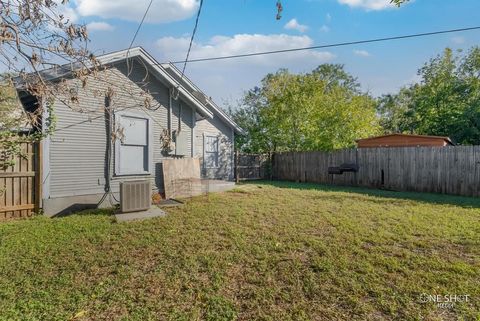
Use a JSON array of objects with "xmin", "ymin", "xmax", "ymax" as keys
[
  {"xmin": 194, "ymin": 114, "xmax": 234, "ymax": 180},
  {"xmin": 48, "ymin": 59, "xmax": 194, "ymax": 198},
  {"xmin": 171, "ymin": 97, "xmax": 193, "ymax": 156}
]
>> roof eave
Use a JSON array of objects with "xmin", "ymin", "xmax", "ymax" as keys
[
  {"xmin": 357, "ymin": 133, "xmax": 454, "ymax": 144},
  {"xmin": 14, "ymin": 46, "xmax": 214, "ymax": 119}
]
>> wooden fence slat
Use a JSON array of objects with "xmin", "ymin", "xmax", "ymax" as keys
[
  {"xmin": 0, "ymin": 172, "xmax": 36, "ymax": 178},
  {"xmin": 0, "ymin": 204, "xmax": 35, "ymax": 212},
  {"xmin": 270, "ymin": 146, "xmax": 480, "ymax": 198},
  {"xmin": 0, "ymin": 141, "xmax": 38, "ymax": 219}
]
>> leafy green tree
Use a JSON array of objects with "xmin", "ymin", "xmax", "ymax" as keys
[
  {"xmin": 0, "ymin": 76, "xmax": 29, "ymax": 169},
  {"xmin": 230, "ymin": 65, "xmax": 380, "ymax": 153},
  {"xmin": 311, "ymin": 64, "xmax": 360, "ymax": 93},
  {"xmin": 226, "ymin": 87, "xmax": 271, "ymax": 153},
  {"xmin": 458, "ymin": 47, "xmax": 480, "ymax": 143},
  {"xmin": 413, "ymin": 49, "xmax": 466, "ymax": 137},
  {"xmin": 376, "ymin": 88, "xmax": 416, "ymax": 134},
  {"xmin": 377, "ymin": 47, "xmax": 480, "ymax": 145},
  {"xmin": 0, "ymin": 79, "xmax": 23, "ymax": 130}
]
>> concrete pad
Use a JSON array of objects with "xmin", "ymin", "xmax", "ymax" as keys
[
  {"xmin": 115, "ymin": 207, "xmax": 166, "ymax": 223},
  {"xmin": 158, "ymin": 199, "xmax": 184, "ymax": 207}
]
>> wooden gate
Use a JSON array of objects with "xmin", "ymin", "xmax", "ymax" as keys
[
  {"xmin": 0, "ymin": 141, "xmax": 40, "ymax": 220},
  {"xmin": 235, "ymin": 152, "xmax": 270, "ymax": 181}
]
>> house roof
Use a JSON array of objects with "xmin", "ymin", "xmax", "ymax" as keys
[
  {"xmin": 15, "ymin": 47, "xmax": 244, "ymax": 134},
  {"xmin": 356, "ymin": 133, "xmax": 455, "ymax": 146}
]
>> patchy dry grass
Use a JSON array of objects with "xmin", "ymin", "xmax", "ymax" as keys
[{"xmin": 0, "ymin": 181, "xmax": 479, "ymax": 321}]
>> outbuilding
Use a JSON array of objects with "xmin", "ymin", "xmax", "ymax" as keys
[{"xmin": 356, "ymin": 134, "xmax": 454, "ymax": 148}]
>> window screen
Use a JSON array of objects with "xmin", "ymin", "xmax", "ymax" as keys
[
  {"xmin": 116, "ymin": 115, "xmax": 150, "ymax": 175},
  {"xmin": 204, "ymin": 135, "xmax": 219, "ymax": 168}
]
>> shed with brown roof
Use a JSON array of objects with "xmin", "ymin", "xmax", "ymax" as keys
[{"xmin": 356, "ymin": 134, "xmax": 454, "ymax": 148}]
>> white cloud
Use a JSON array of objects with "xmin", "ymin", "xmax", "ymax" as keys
[
  {"xmin": 156, "ymin": 34, "xmax": 334, "ymax": 66},
  {"xmin": 320, "ymin": 25, "xmax": 330, "ymax": 33},
  {"xmin": 338, "ymin": 0, "xmax": 397, "ymax": 10},
  {"xmin": 404, "ymin": 73, "xmax": 421, "ymax": 86},
  {"xmin": 86, "ymin": 21, "xmax": 115, "ymax": 32},
  {"xmin": 46, "ymin": 2, "xmax": 78, "ymax": 32},
  {"xmin": 155, "ymin": 33, "xmax": 335, "ymax": 103},
  {"xmin": 326, "ymin": 13, "xmax": 332, "ymax": 22},
  {"xmin": 451, "ymin": 36, "xmax": 466, "ymax": 45},
  {"xmin": 284, "ymin": 19, "xmax": 309, "ymax": 33},
  {"xmin": 55, "ymin": 4, "xmax": 79, "ymax": 23},
  {"xmin": 353, "ymin": 49, "xmax": 371, "ymax": 57},
  {"xmin": 75, "ymin": 0, "xmax": 199, "ymax": 23}
]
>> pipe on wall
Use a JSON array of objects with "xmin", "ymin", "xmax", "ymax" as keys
[{"xmin": 168, "ymin": 88, "xmax": 173, "ymax": 133}]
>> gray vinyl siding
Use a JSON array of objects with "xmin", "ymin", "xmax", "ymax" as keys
[
  {"xmin": 171, "ymin": 97, "xmax": 193, "ymax": 156},
  {"xmin": 48, "ymin": 59, "xmax": 194, "ymax": 198},
  {"xmin": 195, "ymin": 114, "xmax": 234, "ymax": 180}
]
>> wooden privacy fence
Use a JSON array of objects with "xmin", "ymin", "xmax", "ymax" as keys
[
  {"xmin": 0, "ymin": 141, "xmax": 40, "ymax": 220},
  {"xmin": 235, "ymin": 153, "xmax": 270, "ymax": 181},
  {"xmin": 272, "ymin": 146, "xmax": 480, "ymax": 197}
]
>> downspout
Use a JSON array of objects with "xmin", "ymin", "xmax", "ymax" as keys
[
  {"xmin": 231, "ymin": 126, "xmax": 235, "ymax": 181},
  {"xmin": 99, "ymin": 91, "xmax": 117, "ymax": 206},
  {"xmin": 104, "ymin": 102, "xmax": 112, "ymax": 195},
  {"xmin": 40, "ymin": 97, "xmax": 51, "ymax": 203},
  {"xmin": 191, "ymin": 107, "xmax": 195, "ymax": 157},
  {"xmin": 168, "ymin": 88, "xmax": 173, "ymax": 134}
]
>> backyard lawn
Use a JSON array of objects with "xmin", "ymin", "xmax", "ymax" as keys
[{"xmin": 0, "ymin": 181, "xmax": 479, "ymax": 321}]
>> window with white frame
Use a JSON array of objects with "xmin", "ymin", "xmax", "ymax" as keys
[
  {"xmin": 204, "ymin": 135, "xmax": 219, "ymax": 168},
  {"xmin": 115, "ymin": 113, "xmax": 151, "ymax": 175}
]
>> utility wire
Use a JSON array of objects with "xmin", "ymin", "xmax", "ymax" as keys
[
  {"xmin": 126, "ymin": 0, "xmax": 154, "ymax": 70},
  {"xmin": 164, "ymin": 26, "xmax": 480, "ymax": 64},
  {"xmin": 172, "ymin": 0, "xmax": 204, "ymax": 99},
  {"xmin": 127, "ymin": 0, "xmax": 154, "ymax": 52},
  {"xmin": 179, "ymin": 0, "xmax": 204, "ymax": 81}
]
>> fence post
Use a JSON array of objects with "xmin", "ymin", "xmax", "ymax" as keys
[
  {"xmin": 235, "ymin": 150, "xmax": 239, "ymax": 183},
  {"xmin": 269, "ymin": 152, "xmax": 273, "ymax": 180},
  {"xmin": 35, "ymin": 141, "xmax": 42, "ymax": 213}
]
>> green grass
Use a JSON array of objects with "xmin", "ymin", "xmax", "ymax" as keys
[{"xmin": 1, "ymin": 181, "xmax": 479, "ymax": 321}]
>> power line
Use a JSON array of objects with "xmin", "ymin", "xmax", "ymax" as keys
[
  {"xmin": 164, "ymin": 26, "xmax": 480, "ymax": 64},
  {"xmin": 126, "ymin": 0, "xmax": 154, "ymax": 59},
  {"xmin": 179, "ymin": 0, "xmax": 204, "ymax": 79},
  {"xmin": 172, "ymin": 0, "xmax": 204, "ymax": 99}
]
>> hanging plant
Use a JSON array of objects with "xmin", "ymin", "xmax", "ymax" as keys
[{"xmin": 160, "ymin": 129, "xmax": 174, "ymax": 154}]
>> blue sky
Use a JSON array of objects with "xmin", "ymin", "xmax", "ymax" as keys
[{"xmin": 65, "ymin": 0, "xmax": 480, "ymax": 104}]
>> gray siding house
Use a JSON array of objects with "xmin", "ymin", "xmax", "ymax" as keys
[{"xmin": 17, "ymin": 47, "xmax": 243, "ymax": 216}]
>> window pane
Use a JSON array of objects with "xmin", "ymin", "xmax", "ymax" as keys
[
  {"xmin": 120, "ymin": 116, "xmax": 148, "ymax": 146},
  {"xmin": 205, "ymin": 152, "xmax": 217, "ymax": 168},
  {"xmin": 205, "ymin": 136, "xmax": 218, "ymax": 153},
  {"xmin": 119, "ymin": 145, "xmax": 147, "ymax": 173}
]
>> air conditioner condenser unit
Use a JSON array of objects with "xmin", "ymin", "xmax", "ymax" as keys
[{"xmin": 119, "ymin": 180, "xmax": 151, "ymax": 213}]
